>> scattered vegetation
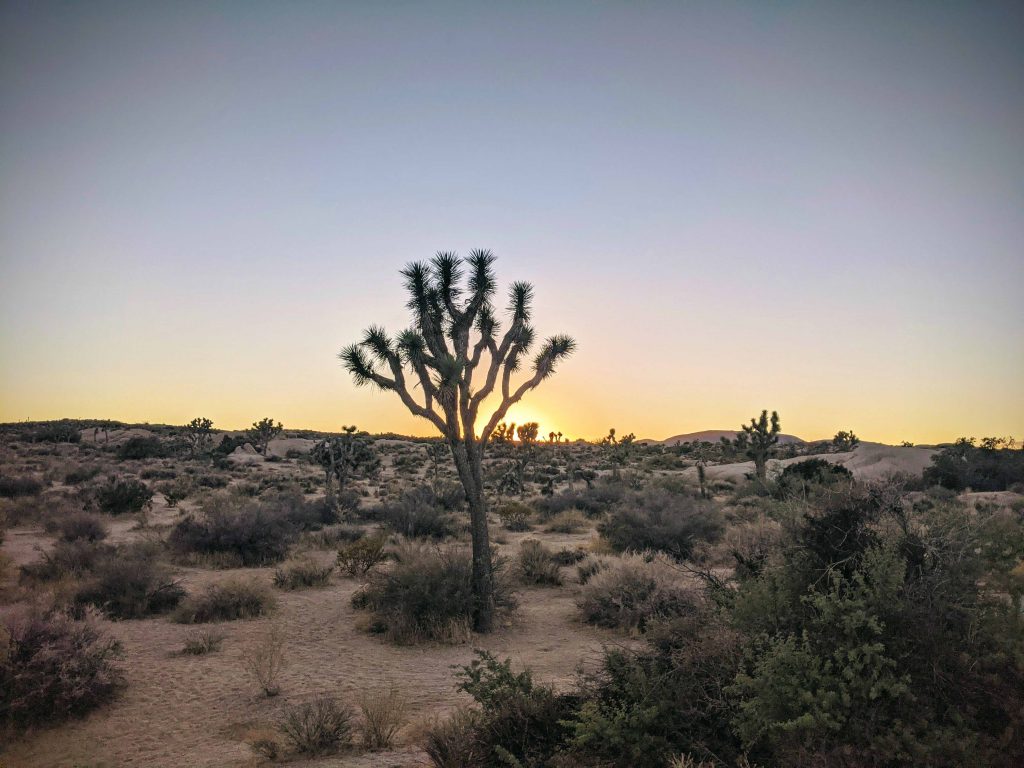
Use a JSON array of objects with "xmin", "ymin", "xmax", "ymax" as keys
[{"xmin": 279, "ymin": 696, "xmax": 354, "ymax": 756}]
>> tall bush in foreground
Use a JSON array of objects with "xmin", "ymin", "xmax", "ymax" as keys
[
  {"xmin": 1, "ymin": 609, "xmax": 124, "ymax": 730},
  {"xmin": 340, "ymin": 251, "xmax": 575, "ymax": 631}
]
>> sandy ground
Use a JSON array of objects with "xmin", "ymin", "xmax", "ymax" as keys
[
  {"xmin": 2, "ymin": 522, "xmax": 614, "ymax": 768},
  {"xmin": 682, "ymin": 443, "xmax": 937, "ymax": 483}
]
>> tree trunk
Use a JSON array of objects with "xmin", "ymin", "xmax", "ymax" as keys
[{"xmin": 450, "ymin": 440, "xmax": 494, "ymax": 633}]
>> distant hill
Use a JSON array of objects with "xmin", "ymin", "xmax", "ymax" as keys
[{"xmin": 644, "ymin": 429, "xmax": 808, "ymax": 446}]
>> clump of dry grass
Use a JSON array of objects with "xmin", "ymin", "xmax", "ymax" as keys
[
  {"xmin": 422, "ymin": 707, "xmax": 484, "ymax": 768},
  {"xmin": 180, "ymin": 629, "xmax": 225, "ymax": 655},
  {"xmin": 243, "ymin": 625, "xmax": 287, "ymax": 696},
  {"xmin": 544, "ymin": 509, "xmax": 588, "ymax": 533},
  {"xmin": 577, "ymin": 553, "xmax": 697, "ymax": 632},
  {"xmin": 174, "ymin": 578, "xmax": 276, "ymax": 623},
  {"xmin": 279, "ymin": 695, "xmax": 354, "ymax": 756},
  {"xmin": 336, "ymin": 534, "xmax": 388, "ymax": 576},
  {"xmin": 517, "ymin": 540, "xmax": 562, "ymax": 586},
  {"xmin": 357, "ymin": 686, "xmax": 409, "ymax": 749},
  {"xmin": 272, "ymin": 557, "xmax": 333, "ymax": 589}
]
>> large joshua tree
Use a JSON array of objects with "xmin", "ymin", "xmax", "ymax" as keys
[
  {"xmin": 736, "ymin": 409, "xmax": 781, "ymax": 482},
  {"xmin": 340, "ymin": 251, "xmax": 575, "ymax": 632}
]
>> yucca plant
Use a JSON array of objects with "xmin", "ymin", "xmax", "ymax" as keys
[{"xmin": 340, "ymin": 251, "xmax": 575, "ymax": 631}]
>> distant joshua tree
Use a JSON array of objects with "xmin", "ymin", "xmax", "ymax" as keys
[
  {"xmin": 246, "ymin": 417, "xmax": 283, "ymax": 456},
  {"xmin": 184, "ymin": 417, "xmax": 215, "ymax": 457},
  {"xmin": 340, "ymin": 251, "xmax": 575, "ymax": 632},
  {"xmin": 832, "ymin": 429, "xmax": 860, "ymax": 453},
  {"xmin": 311, "ymin": 426, "xmax": 379, "ymax": 508},
  {"xmin": 735, "ymin": 410, "xmax": 780, "ymax": 481}
]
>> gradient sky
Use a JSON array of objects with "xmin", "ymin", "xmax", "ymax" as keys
[{"xmin": 1, "ymin": 1, "xmax": 1022, "ymax": 444}]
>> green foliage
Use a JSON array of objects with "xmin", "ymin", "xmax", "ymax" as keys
[{"xmin": 452, "ymin": 650, "xmax": 578, "ymax": 767}]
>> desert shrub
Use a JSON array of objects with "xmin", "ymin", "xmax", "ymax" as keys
[
  {"xmin": 0, "ymin": 496, "xmax": 45, "ymax": 526},
  {"xmin": 452, "ymin": 650, "xmax": 579, "ymax": 767},
  {"xmin": 497, "ymin": 502, "xmax": 533, "ymax": 531},
  {"xmin": 576, "ymin": 557, "xmax": 609, "ymax": 585},
  {"xmin": 578, "ymin": 554, "xmax": 697, "ymax": 632},
  {"xmin": 94, "ymin": 476, "xmax": 153, "ymax": 515},
  {"xmin": 552, "ymin": 546, "xmax": 588, "ymax": 566},
  {"xmin": 243, "ymin": 626, "xmax": 287, "ymax": 696},
  {"xmin": 180, "ymin": 629, "xmax": 225, "ymax": 655},
  {"xmin": 20, "ymin": 540, "xmax": 114, "ymax": 583},
  {"xmin": 116, "ymin": 435, "xmax": 166, "ymax": 460},
  {"xmin": 31, "ymin": 421, "xmax": 81, "ymax": 444},
  {"xmin": 303, "ymin": 522, "xmax": 364, "ymax": 549},
  {"xmin": 534, "ymin": 481, "xmax": 625, "ymax": 520},
  {"xmin": 64, "ymin": 465, "xmax": 102, "ymax": 485},
  {"xmin": 599, "ymin": 488, "xmax": 722, "ymax": 560},
  {"xmin": 73, "ymin": 551, "xmax": 185, "ymax": 619},
  {"xmin": 517, "ymin": 540, "xmax": 562, "ymax": 586},
  {"xmin": 544, "ymin": 509, "xmax": 588, "ymax": 533},
  {"xmin": 352, "ymin": 542, "xmax": 515, "ymax": 644},
  {"xmin": 924, "ymin": 437, "xmax": 1024, "ymax": 491},
  {"xmin": 0, "ymin": 609, "xmax": 123, "ymax": 730},
  {"xmin": 423, "ymin": 707, "xmax": 484, "ymax": 768},
  {"xmin": 174, "ymin": 578, "xmax": 276, "ymax": 623},
  {"xmin": 358, "ymin": 686, "xmax": 409, "ymax": 749},
  {"xmin": 263, "ymin": 490, "xmax": 339, "ymax": 531},
  {"xmin": 337, "ymin": 534, "xmax": 388, "ymax": 576},
  {"xmin": 168, "ymin": 496, "xmax": 294, "ymax": 566},
  {"xmin": 380, "ymin": 485, "xmax": 456, "ymax": 539},
  {"xmin": 279, "ymin": 696, "xmax": 354, "ymax": 756},
  {"xmin": 774, "ymin": 458, "xmax": 852, "ymax": 498},
  {"xmin": 0, "ymin": 475, "xmax": 44, "ymax": 498},
  {"xmin": 56, "ymin": 511, "xmax": 108, "ymax": 542},
  {"xmin": 273, "ymin": 558, "xmax": 333, "ymax": 589},
  {"xmin": 568, "ymin": 613, "xmax": 743, "ymax": 768}
]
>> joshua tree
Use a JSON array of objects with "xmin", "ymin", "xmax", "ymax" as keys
[
  {"xmin": 832, "ymin": 429, "xmax": 860, "ymax": 453},
  {"xmin": 340, "ymin": 251, "xmax": 575, "ymax": 631},
  {"xmin": 311, "ymin": 426, "xmax": 379, "ymax": 508},
  {"xmin": 735, "ymin": 410, "xmax": 780, "ymax": 481},
  {"xmin": 246, "ymin": 417, "xmax": 283, "ymax": 456},
  {"xmin": 184, "ymin": 417, "xmax": 215, "ymax": 457}
]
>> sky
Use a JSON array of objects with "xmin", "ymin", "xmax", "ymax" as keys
[{"xmin": 1, "ymin": 1, "xmax": 1022, "ymax": 445}]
